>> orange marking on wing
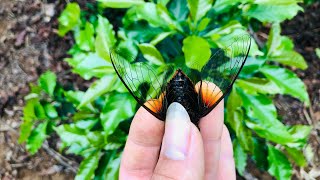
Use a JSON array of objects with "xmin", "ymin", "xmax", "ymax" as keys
[
  {"xmin": 195, "ymin": 81, "xmax": 223, "ymax": 107},
  {"xmin": 144, "ymin": 92, "xmax": 165, "ymax": 113}
]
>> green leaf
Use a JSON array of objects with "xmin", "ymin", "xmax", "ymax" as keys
[
  {"xmin": 267, "ymin": 145, "xmax": 292, "ymax": 180},
  {"xmin": 260, "ymin": 65, "xmax": 310, "ymax": 106},
  {"xmin": 213, "ymin": 0, "xmax": 249, "ymax": 14},
  {"xmin": 158, "ymin": 0, "xmax": 170, "ymax": 6},
  {"xmin": 75, "ymin": 150, "xmax": 101, "ymax": 180},
  {"xmin": 182, "ymin": 36, "xmax": 211, "ymax": 71},
  {"xmin": 123, "ymin": 3, "xmax": 167, "ymax": 28},
  {"xmin": 167, "ymin": 0, "xmax": 189, "ymax": 21},
  {"xmin": 75, "ymin": 22, "xmax": 95, "ymax": 51},
  {"xmin": 19, "ymin": 119, "xmax": 33, "ymax": 143},
  {"xmin": 34, "ymin": 102, "xmax": 47, "ymax": 119},
  {"xmin": 64, "ymin": 90, "xmax": 96, "ymax": 112},
  {"xmin": 98, "ymin": 0, "xmax": 144, "ymax": 8},
  {"xmin": 233, "ymin": 139, "xmax": 247, "ymax": 176},
  {"xmin": 204, "ymin": 21, "xmax": 263, "ymax": 57},
  {"xmin": 316, "ymin": 48, "xmax": 320, "ymax": 58},
  {"xmin": 103, "ymin": 154, "xmax": 121, "ymax": 180},
  {"xmin": 156, "ymin": 4, "xmax": 183, "ymax": 31},
  {"xmin": 26, "ymin": 121, "xmax": 48, "ymax": 154},
  {"xmin": 95, "ymin": 15, "xmax": 116, "ymax": 61},
  {"xmin": 78, "ymin": 75, "xmax": 118, "ymax": 108},
  {"xmin": 55, "ymin": 124, "xmax": 91, "ymax": 154},
  {"xmin": 285, "ymin": 147, "xmax": 307, "ymax": 167},
  {"xmin": 266, "ymin": 24, "xmax": 307, "ymax": 69},
  {"xmin": 286, "ymin": 125, "xmax": 312, "ymax": 148},
  {"xmin": 58, "ymin": 3, "xmax": 80, "ymax": 36},
  {"xmin": 87, "ymin": 131, "xmax": 105, "ymax": 147},
  {"xmin": 187, "ymin": 0, "xmax": 213, "ymax": 22},
  {"xmin": 236, "ymin": 78, "xmax": 281, "ymax": 95},
  {"xmin": 43, "ymin": 103, "xmax": 58, "ymax": 119},
  {"xmin": 226, "ymin": 88, "xmax": 253, "ymax": 151},
  {"xmin": 138, "ymin": 43, "xmax": 165, "ymax": 65},
  {"xmin": 67, "ymin": 53, "xmax": 114, "ymax": 80},
  {"xmin": 238, "ymin": 89, "xmax": 295, "ymax": 144},
  {"xmin": 19, "ymin": 99, "xmax": 39, "ymax": 143},
  {"xmin": 197, "ymin": 17, "xmax": 211, "ymax": 31},
  {"xmin": 100, "ymin": 93, "xmax": 136, "ymax": 136},
  {"xmin": 252, "ymin": 138, "xmax": 268, "ymax": 170},
  {"xmin": 239, "ymin": 57, "xmax": 265, "ymax": 77},
  {"xmin": 244, "ymin": 3, "xmax": 303, "ymax": 23},
  {"xmin": 150, "ymin": 32, "xmax": 172, "ymax": 46},
  {"xmin": 116, "ymin": 40, "xmax": 138, "ymax": 62},
  {"xmin": 75, "ymin": 119, "xmax": 99, "ymax": 130},
  {"xmin": 38, "ymin": 71, "xmax": 56, "ymax": 96}
]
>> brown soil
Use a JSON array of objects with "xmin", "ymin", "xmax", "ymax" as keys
[{"xmin": 0, "ymin": 0, "xmax": 319, "ymax": 179}]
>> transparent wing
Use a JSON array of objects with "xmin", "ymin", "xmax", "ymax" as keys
[
  {"xmin": 197, "ymin": 34, "xmax": 251, "ymax": 117},
  {"xmin": 110, "ymin": 49, "xmax": 168, "ymax": 120}
]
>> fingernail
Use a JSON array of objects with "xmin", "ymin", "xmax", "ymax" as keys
[{"xmin": 163, "ymin": 102, "xmax": 191, "ymax": 160}]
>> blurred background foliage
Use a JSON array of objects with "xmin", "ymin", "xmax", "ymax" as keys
[{"xmin": 19, "ymin": 0, "xmax": 317, "ymax": 179}]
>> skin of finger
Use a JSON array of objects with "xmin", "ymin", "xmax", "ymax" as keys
[
  {"xmin": 218, "ymin": 126, "xmax": 236, "ymax": 180},
  {"xmin": 152, "ymin": 124, "xmax": 205, "ymax": 180},
  {"xmin": 198, "ymin": 100, "xmax": 224, "ymax": 180},
  {"xmin": 120, "ymin": 107, "xmax": 165, "ymax": 180}
]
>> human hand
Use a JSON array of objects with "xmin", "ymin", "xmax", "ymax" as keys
[{"xmin": 119, "ymin": 100, "xmax": 235, "ymax": 180}]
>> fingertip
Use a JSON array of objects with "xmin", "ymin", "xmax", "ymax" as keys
[{"xmin": 199, "ymin": 100, "xmax": 224, "ymax": 141}]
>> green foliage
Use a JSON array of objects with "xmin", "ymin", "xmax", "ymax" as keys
[{"xmin": 20, "ymin": 0, "xmax": 312, "ymax": 179}]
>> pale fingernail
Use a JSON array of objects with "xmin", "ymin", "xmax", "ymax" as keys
[{"xmin": 163, "ymin": 102, "xmax": 191, "ymax": 160}]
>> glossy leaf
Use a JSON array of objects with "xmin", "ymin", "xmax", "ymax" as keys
[
  {"xmin": 286, "ymin": 125, "xmax": 312, "ymax": 148},
  {"xmin": 138, "ymin": 43, "xmax": 165, "ymax": 65},
  {"xmin": 226, "ymin": 87, "xmax": 253, "ymax": 151},
  {"xmin": 95, "ymin": 15, "xmax": 116, "ymax": 61},
  {"xmin": 44, "ymin": 103, "xmax": 58, "ymax": 119},
  {"xmin": 233, "ymin": 139, "xmax": 247, "ymax": 176},
  {"xmin": 38, "ymin": 71, "xmax": 56, "ymax": 96},
  {"xmin": 150, "ymin": 32, "xmax": 172, "ymax": 46},
  {"xmin": 266, "ymin": 24, "xmax": 307, "ymax": 69},
  {"xmin": 285, "ymin": 147, "xmax": 307, "ymax": 167},
  {"xmin": 98, "ymin": 0, "xmax": 144, "ymax": 8},
  {"xmin": 204, "ymin": 21, "xmax": 263, "ymax": 57},
  {"xmin": 75, "ymin": 22, "xmax": 95, "ymax": 51},
  {"xmin": 78, "ymin": 74, "xmax": 118, "ymax": 108},
  {"xmin": 213, "ymin": 0, "xmax": 249, "ymax": 14},
  {"xmin": 260, "ymin": 65, "xmax": 310, "ymax": 106},
  {"xmin": 26, "ymin": 121, "xmax": 48, "ymax": 154},
  {"xmin": 75, "ymin": 150, "xmax": 101, "ymax": 180},
  {"xmin": 182, "ymin": 35, "xmax": 211, "ymax": 71},
  {"xmin": 100, "ymin": 93, "xmax": 136, "ymax": 136},
  {"xmin": 168, "ymin": 0, "xmax": 189, "ymax": 21},
  {"xmin": 55, "ymin": 124, "xmax": 91, "ymax": 154},
  {"xmin": 238, "ymin": 90, "xmax": 295, "ymax": 144},
  {"xmin": 64, "ymin": 90, "xmax": 96, "ymax": 112},
  {"xmin": 236, "ymin": 78, "xmax": 281, "ymax": 95},
  {"xmin": 58, "ymin": 3, "xmax": 80, "ymax": 36},
  {"xmin": 187, "ymin": 0, "xmax": 213, "ymax": 22},
  {"xmin": 244, "ymin": 3, "xmax": 303, "ymax": 23},
  {"xmin": 67, "ymin": 53, "xmax": 114, "ymax": 80},
  {"xmin": 123, "ymin": 3, "xmax": 167, "ymax": 28},
  {"xmin": 267, "ymin": 145, "xmax": 292, "ymax": 180},
  {"xmin": 316, "ymin": 48, "xmax": 320, "ymax": 58},
  {"xmin": 156, "ymin": 4, "xmax": 182, "ymax": 31}
]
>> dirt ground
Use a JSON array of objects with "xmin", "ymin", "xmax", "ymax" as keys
[{"xmin": 0, "ymin": 0, "xmax": 319, "ymax": 179}]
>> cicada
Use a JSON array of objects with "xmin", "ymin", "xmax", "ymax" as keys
[{"xmin": 110, "ymin": 35, "xmax": 251, "ymax": 125}]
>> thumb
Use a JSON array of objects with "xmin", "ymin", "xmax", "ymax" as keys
[{"xmin": 152, "ymin": 102, "xmax": 204, "ymax": 180}]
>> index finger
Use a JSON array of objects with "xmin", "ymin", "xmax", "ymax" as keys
[
  {"xmin": 120, "ymin": 107, "xmax": 164, "ymax": 180},
  {"xmin": 197, "ymin": 82, "xmax": 225, "ymax": 180}
]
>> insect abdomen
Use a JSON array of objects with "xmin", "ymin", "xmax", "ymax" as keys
[{"xmin": 166, "ymin": 70, "xmax": 199, "ymax": 124}]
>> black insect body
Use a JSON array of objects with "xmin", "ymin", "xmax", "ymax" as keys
[
  {"xmin": 165, "ymin": 69, "xmax": 200, "ymax": 124},
  {"xmin": 110, "ymin": 35, "xmax": 251, "ymax": 125}
]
